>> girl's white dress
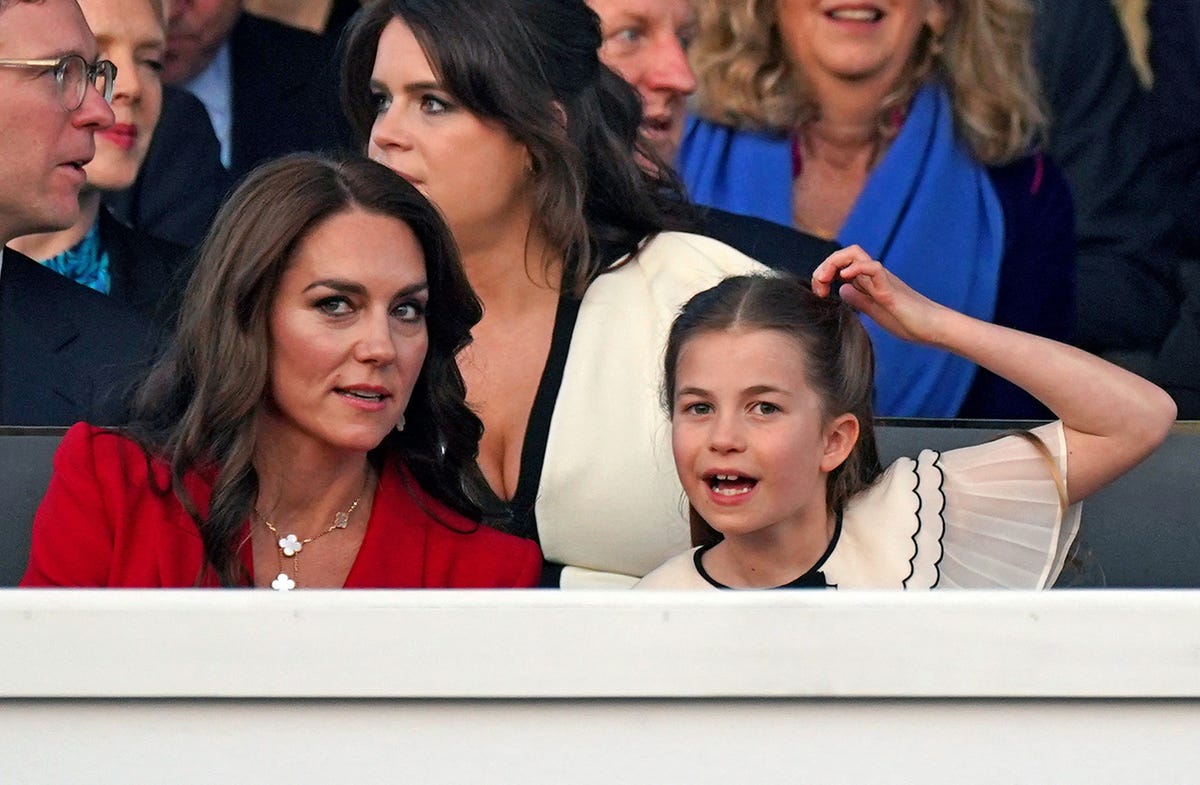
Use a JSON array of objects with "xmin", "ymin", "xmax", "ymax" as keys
[{"xmin": 635, "ymin": 422, "xmax": 1080, "ymax": 590}]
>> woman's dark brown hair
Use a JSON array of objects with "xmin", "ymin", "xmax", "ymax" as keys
[
  {"xmin": 339, "ymin": 0, "xmax": 690, "ymax": 297},
  {"xmin": 126, "ymin": 153, "xmax": 486, "ymax": 585},
  {"xmin": 663, "ymin": 274, "xmax": 884, "ymax": 547}
]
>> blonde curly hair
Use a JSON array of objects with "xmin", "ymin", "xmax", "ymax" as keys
[{"xmin": 690, "ymin": 0, "xmax": 1046, "ymax": 164}]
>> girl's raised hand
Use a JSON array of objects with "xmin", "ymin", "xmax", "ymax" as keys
[
  {"xmin": 811, "ymin": 246, "xmax": 946, "ymax": 345},
  {"xmin": 814, "ymin": 248, "xmax": 1175, "ymax": 505}
]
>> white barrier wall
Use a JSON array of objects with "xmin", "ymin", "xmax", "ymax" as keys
[{"xmin": 2, "ymin": 590, "xmax": 1199, "ymax": 783}]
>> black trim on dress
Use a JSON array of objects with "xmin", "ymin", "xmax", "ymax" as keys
[
  {"xmin": 929, "ymin": 451, "xmax": 948, "ymax": 588},
  {"xmin": 504, "ymin": 238, "xmax": 642, "ymax": 586},
  {"xmin": 692, "ymin": 510, "xmax": 843, "ymax": 590}
]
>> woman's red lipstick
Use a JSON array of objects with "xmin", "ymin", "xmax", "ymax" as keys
[{"xmin": 99, "ymin": 123, "xmax": 138, "ymax": 151}]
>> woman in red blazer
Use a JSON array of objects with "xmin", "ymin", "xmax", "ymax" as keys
[{"xmin": 22, "ymin": 155, "xmax": 541, "ymax": 589}]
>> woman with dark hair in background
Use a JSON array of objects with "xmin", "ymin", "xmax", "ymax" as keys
[
  {"xmin": 22, "ymin": 155, "xmax": 541, "ymax": 589},
  {"xmin": 341, "ymin": 0, "xmax": 776, "ymax": 587}
]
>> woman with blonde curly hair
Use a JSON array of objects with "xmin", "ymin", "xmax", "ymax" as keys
[{"xmin": 679, "ymin": 0, "xmax": 1076, "ymax": 419}]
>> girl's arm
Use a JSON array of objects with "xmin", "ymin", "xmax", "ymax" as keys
[{"xmin": 812, "ymin": 246, "xmax": 1177, "ymax": 504}]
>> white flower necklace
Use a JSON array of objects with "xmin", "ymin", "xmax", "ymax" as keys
[{"xmin": 256, "ymin": 474, "xmax": 370, "ymax": 591}]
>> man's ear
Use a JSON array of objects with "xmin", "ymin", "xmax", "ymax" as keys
[
  {"xmin": 926, "ymin": 0, "xmax": 950, "ymax": 38},
  {"xmin": 820, "ymin": 413, "xmax": 859, "ymax": 473}
]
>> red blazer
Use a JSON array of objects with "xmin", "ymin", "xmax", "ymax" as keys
[{"xmin": 21, "ymin": 424, "xmax": 542, "ymax": 588}]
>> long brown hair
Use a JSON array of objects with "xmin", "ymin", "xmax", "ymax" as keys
[
  {"xmin": 339, "ymin": 0, "xmax": 690, "ymax": 297},
  {"xmin": 663, "ymin": 274, "xmax": 883, "ymax": 546},
  {"xmin": 126, "ymin": 154, "xmax": 486, "ymax": 585}
]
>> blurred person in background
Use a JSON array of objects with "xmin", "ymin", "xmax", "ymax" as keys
[
  {"xmin": 11, "ymin": 0, "xmax": 189, "ymax": 328},
  {"xmin": 678, "ymin": 0, "xmax": 1075, "ymax": 419},
  {"xmin": 0, "ymin": 0, "xmax": 154, "ymax": 425}
]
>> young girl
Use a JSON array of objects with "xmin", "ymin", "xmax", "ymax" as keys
[{"xmin": 636, "ymin": 247, "xmax": 1176, "ymax": 589}]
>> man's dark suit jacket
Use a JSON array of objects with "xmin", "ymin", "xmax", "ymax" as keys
[
  {"xmin": 0, "ymin": 249, "xmax": 156, "ymax": 426},
  {"xmin": 99, "ymin": 208, "xmax": 191, "ymax": 330},
  {"xmin": 1033, "ymin": 0, "xmax": 1180, "ymax": 354},
  {"xmin": 227, "ymin": 12, "xmax": 355, "ymax": 179}
]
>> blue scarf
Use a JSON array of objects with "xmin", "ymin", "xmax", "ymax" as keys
[
  {"xmin": 41, "ymin": 218, "xmax": 111, "ymax": 295},
  {"xmin": 678, "ymin": 85, "xmax": 1005, "ymax": 416}
]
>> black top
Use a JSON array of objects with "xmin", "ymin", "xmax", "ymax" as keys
[{"xmin": 692, "ymin": 511, "xmax": 843, "ymax": 590}]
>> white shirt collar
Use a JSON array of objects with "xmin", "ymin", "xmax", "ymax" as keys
[{"xmin": 183, "ymin": 41, "xmax": 233, "ymax": 168}]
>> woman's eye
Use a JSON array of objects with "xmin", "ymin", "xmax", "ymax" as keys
[
  {"xmin": 419, "ymin": 94, "xmax": 452, "ymax": 115},
  {"xmin": 752, "ymin": 401, "xmax": 780, "ymax": 415},
  {"xmin": 392, "ymin": 300, "xmax": 426, "ymax": 322},
  {"xmin": 681, "ymin": 401, "xmax": 712, "ymax": 416},
  {"xmin": 370, "ymin": 90, "xmax": 392, "ymax": 115},
  {"xmin": 141, "ymin": 58, "xmax": 164, "ymax": 74},
  {"xmin": 315, "ymin": 296, "xmax": 352, "ymax": 316}
]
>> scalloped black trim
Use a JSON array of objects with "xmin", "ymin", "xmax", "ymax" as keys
[
  {"xmin": 902, "ymin": 460, "xmax": 921, "ymax": 588},
  {"xmin": 929, "ymin": 451, "xmax": 948, "ymax": 589},
  {"xmin": 903, "ymin": 450, "xmax": 950, "ymax": 588}
]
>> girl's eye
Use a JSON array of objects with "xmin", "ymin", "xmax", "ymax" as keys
[
  {"xmin": 419, "ymin": 94, "xmax": 452, "ymax": 115},
  {"xmin": 392, "ymin": 300, "xmax": 427, "ymax": 323},
  {"xmin": 370, "ymin": 90, "xmax": 392, "ymax": 115},
  {"xmin": 682, "ymin": 401, "xmax": 713, "ymax": 416},
  {"xmin": 140, "ymin": 57, "xmax": 164, "ymax": 73},
  {"xmin": 752, "ymin": 401, "xmax": 780, "ymax": 415},
  {"xmin": 315, "ymin": 296, "xmax": 352, "ymax": 316}
]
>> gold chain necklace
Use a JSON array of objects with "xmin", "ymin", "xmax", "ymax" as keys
[{"xmin": 256, "ymin": 473, "xmax": 370, "ymax": 591}]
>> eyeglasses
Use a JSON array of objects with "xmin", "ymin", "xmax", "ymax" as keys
[{"xmin": 0, "ymin": 55, "xmax": 117, "ymax": 110}]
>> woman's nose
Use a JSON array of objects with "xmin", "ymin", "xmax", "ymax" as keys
[
  {"xmin": 370, "ymin": 106, "xmax": 414, "ymax": 154},
  {"xmin": 109, "ymin": 51, "xmax": 143, "ymax": 104},
  {"xmin": 354, "ymin": 312, "xmax": 399, "ymax": 365}
]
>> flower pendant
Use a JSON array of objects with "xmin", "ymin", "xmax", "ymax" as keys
[
  {"xmin": 279, "ymin": 534, "xmax": 302, "ymax": 557},
  {"xmin": 271, "ymin": 572, "xmax": 296, "ymax": 591}
]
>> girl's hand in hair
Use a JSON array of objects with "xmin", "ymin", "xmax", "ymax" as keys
[
  {"xmin": 814, "ymin": 246, "xmax": 1176, "ymax": 505},
  {"xmin": 811, "ymin": 245, "xmax": 948, "ymax": 346}
]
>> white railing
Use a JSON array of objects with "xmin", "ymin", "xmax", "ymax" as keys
[{"xmin": 2, "ymin": 589, "xmax": 1198, "ymax": 782}]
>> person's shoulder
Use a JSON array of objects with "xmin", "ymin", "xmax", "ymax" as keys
[
  {"xmin": 4, "ymin": 248, "xmax": 147, "ymax": 327},
  {"xmin": 634, "ymin": 548, "xmax": 707, "ymax": 590},
  {"xmin": 233, "ymin": 10, "xmax": 330, "ymax": 53},
  {"xmin": 99, "ymin": 208, "xmax": 189, "ymax": 261},
  {"xmin": 58, "ymin": 422, "xmax": 147, "ymax": 459},
  {"xmin": 52, "ymin": 423, "xmax": 161, "ymax": 486},
  {"xmin": 633, "ymin": 231, "xmax": 774, "ymax": 278},
  {"xmin": 694, "ymin": 207, "xmax": 840, "ymax": 277},
  {"xmin": 588, "ymin": 232, "xmax": 772, "ymax": 319},
  {"xmin": 987, "ymin": 150, "xmax": 1072, "ymax": 204}
]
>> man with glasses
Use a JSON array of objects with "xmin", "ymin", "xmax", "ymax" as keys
[{"xmin": 0, "ymin": 0, "xmax": 155, "ymax": 425}]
